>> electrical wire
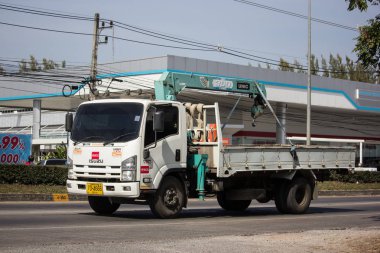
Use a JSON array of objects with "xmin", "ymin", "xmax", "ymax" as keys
[
  {"xmin": 0, "ymin": 4, "xmax": 373, "ymax": 75},
  {"xmin": 0, "ymin": 3, "xmax": 93, "ymax": 21},
  {"xmin": 0, "ymin": 21, "xmax": 217, "ymax": 52},
  {"xmin": 233, "ymin": 0, "xmax": 359, "ymax": 32}
]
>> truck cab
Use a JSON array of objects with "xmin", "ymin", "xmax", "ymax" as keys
[{"xmin": 67, "ymin": 99, "xmax": 188, "ymax": 216}]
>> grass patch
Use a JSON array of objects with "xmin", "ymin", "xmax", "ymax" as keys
[
  {"xmin": 0, "ymin": 184, "xmax": 67, "ymax": 194},
  {"xmin": 318, "ymin": 181, "xmax": 380, "ymax": 190}
]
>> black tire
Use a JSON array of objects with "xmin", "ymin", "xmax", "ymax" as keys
[
  {"xmin": 275, "ymin": 177, "xmax": 312, "ymax": 214},
  {"xmin": 88, "ymin": 196, "xmax": 120, "ymax": 215},
  {"xmin": 217, "ymin": 192, "xmax": 252, "ymax": 211},
  {"xmin": 149, "ymin": 176, "xmax": 186, "ymax": 219},
  {"xmin": 274, "ymin": 180, "xmax": 288, "ymax": 214},
  {"xmin": 284, "ymin": 177, "xmax": 312, "ymax": 214}
]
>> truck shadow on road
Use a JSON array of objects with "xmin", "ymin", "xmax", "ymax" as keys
[{"xmin": 81, "ymin": 206, "xmax": 363, "ymax": 220}]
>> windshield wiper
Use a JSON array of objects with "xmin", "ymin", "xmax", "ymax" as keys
[
  {"xmin": 103, "ymin": 132, "xmax": 136, "ymax": 146},
  {"xmin": 73, "ymin": 136, "xmax": 105, "ymax": 145}
]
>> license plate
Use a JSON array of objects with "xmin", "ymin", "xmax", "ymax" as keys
[{"xmin": 86, "ymin": 183, "xmax": 103, "ymax": 195}]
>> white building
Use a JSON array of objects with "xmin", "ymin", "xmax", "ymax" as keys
[{"xmin": 0, "ymin": 55, "xmax": 379, "ymax": 168}]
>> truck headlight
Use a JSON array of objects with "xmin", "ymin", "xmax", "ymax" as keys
[
  {"xmin": 67, "ymin": 156, "xmax": 73, "ymax": 169},
  {"xmin": 121, "ymin": 155, "xmax": 137, "ymax": 181},
  {"xmin": 68, "ymin": 169, "xmax": 77, "ymax": 180}
]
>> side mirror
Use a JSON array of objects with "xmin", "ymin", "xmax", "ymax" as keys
[
  {"xmin": 65, "ymin": 113, "xmax": 73, "ymax": 132},
  {"xmin": 153, "ymin": 111, "xmax": 164, "ymax": 132}
]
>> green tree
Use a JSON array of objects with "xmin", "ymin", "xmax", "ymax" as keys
[
  {"xmin": 19, "ymin": 59, "xmax": 28, "ymax": 73},
  {"xmin": 42, "ymin": 58, "xmax": 57, "ymax": 70},
  {"xmin": 44, "ymin": 144, "xmax": 67, "ymax": 159},
  {"xmin": 293, "ymin": 60, "xmax": 305, "ymax": 73},
  {"xmin": 310, "ymin": 54, "xmax": 319, "ymax": 75},
  {"xmin": 29, "ymin": 55, "xmax": 40, "ymax": 71},
  {"xmin": 321, "ymin": 56, "xmax": 330, "ymax": 77},
  {"xmin": 346, "ymin": 0, "xmax": 379, "ymax": 11},
  {"xmin": 346, "ymin": 0, "xmax": 380, "ymax": 74},
  {"xmin": 18, "ymin": 55, "xmax": 65, "ymax": 72},
  {"xmin": 0, "ymin": 65, "xmax": 4, "ymax": 75},
  {"xmin": 345, "ymin": 56, "xmax": 356, "ymax": 80},
  {"xmin": 278, "ymin": 58, "xmax": 294, "ymax": 72}
]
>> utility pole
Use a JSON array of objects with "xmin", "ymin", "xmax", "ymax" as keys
[
  {"xmin": 89, "ymin": 13, "xmax": 100, "ymax": 101},
  {"xmin": 88, "ymin": 14, "xmax": 113, "ymax": 100},
  {"xmin": 306, "ymin": 0, "xmax": 312, "ymax": 146}
]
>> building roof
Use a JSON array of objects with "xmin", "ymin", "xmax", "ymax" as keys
[{"xmin": 0, "ymin": 55, "xmax": 379, "ymax": 113}]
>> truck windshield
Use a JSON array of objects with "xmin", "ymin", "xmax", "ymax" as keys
[{"xmin": 71, "ymin": 102, "xmax": 143, "ymax": 143}]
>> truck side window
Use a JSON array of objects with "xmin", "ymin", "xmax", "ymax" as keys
[{"xmin": 144, "ymin": 106, "xmax": 179, "ymax": 147}]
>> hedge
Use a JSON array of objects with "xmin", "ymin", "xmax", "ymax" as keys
[
  {"xmin": 0, "ymin": 164, "xmax": 379, "ymax": 186},
  {"xmin": 329, "ymin": 171, "xmax": 380, "ymax": 183},
  {"xmin": 0, "ymin": 164, "xmax": 68, "ymax": 185}
]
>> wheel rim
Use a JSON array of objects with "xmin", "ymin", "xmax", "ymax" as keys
[{"xmin": 163, "ymin": 186, "xmax": 179, "ymax": 209}]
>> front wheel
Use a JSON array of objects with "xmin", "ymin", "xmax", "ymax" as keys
[
  {"xmin": 217, "ymin": 192, "xmax": 252, "ymax": 211},
  {"xmin": 149, "ymin": 176, "xmax": 186, "ymax": 219},
  {"xmin": 88, "ymin": 196, "xmax": 120, "ymax": 215}
]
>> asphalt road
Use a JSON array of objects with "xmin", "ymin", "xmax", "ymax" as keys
[{"xmin": 0, "ymin": 196, "xmax": 379, "ymax": 252}]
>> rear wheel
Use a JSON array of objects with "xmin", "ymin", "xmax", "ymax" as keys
[
  {"xmin": 88, "ymin": 196, "xmax": 120, "ymax": 215},
  {"xmin": 149, "ymin": 176, "xmax": 186, "ymax": 219},
  {"xmin": 217, "ymin": 192, "xmax": 252, "ymax": 211},
  {"xmin": 275, "ymin": 177, "xmax": 312, "ymax": 214},
  {"xmin": 284, "ymin": 177, "xmax": 312, "ymax": 214}
]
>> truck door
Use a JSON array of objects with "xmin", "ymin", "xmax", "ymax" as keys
[{"xmin": 143, "ymin": 104, "xmax": 185, "ymax": 187}]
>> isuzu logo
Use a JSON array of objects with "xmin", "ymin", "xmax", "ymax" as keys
[
  {"xmin": 89, "ymin": 151, "xmax": 103, "ymax": 163},
  {"xmin": 91, "ymin": 152, "xmax": 99, "ymax": 160}
]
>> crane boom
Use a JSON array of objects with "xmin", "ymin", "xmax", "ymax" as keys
[{"xmin": 154, "ymin": 71, "xmax": 267, "ymax": 123}]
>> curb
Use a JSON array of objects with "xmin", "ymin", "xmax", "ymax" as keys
[
  {"xmin": 0, "ymin": 193, "xmax": 86, "ymax": 202},
  {"xmin": 318, "ymin": 190, "xmax": 380, "ymax": 196},
  {"xmin": 0, "ymin": 190, "xmax": 379, "ymax": 202}
]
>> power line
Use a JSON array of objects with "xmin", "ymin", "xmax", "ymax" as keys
[
  {"xmin": 0, "ymin": 3, "xmax": 358, "ymax": 73},
  {"xmin": 0, "ymin": 3, "xmax": 93, "ymax": 21},
  {"xmin": 233, "ymin": 0, "xmax": 358, "ymax": 32},
  {"xmin": 0, "ymin": 21, "xmax": 216, "ymax": 52},
  {"xmin": 0, "ymin": 9, "xmax": 373, "ymax": 75},
  {"xmin": 0, "ymin": 2, "xmax": 307, "ymax": 63}
]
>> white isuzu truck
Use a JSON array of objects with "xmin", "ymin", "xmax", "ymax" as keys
[{"xmin": 66, "ymin": 71, "xmax": 355, "ymax": 218}]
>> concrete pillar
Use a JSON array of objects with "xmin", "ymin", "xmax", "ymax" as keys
[
  {"xmin": 276, "ymin": 103, "xmax": 287, "ymax": 144},
  {"xmin": 32, "ymin": 100, "xmax": 41, "ymax": 161},
  {"xmin": 32, "ymin": 99, "xmax": 41, "ymax": 139}
]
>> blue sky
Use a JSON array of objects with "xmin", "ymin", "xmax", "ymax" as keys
[{"xmin": 0, "ymin": 0, "xmax": 378, "ymax": 70}]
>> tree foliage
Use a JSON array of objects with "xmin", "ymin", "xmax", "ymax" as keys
[
  {"xmin": 18, "ymin": 55, "xmax": 66, "ymax": 73},
  {"xmin": 345, "ymin": 0, "xmax": 379, "ymax": 11},
  {"xmin": 354, "ymin": 17, "xmax": 380, "ymax": 74},
  {"xmin": 44, "ymin": 144, "xmax": 67, "ymax": 160},
  {"xmin": 346, "ymin": 0, "xmax": 380, "ymax": 74},
  {"xmin": 274, "ymin": 54, "xmax": 378, "ymax": 83}
]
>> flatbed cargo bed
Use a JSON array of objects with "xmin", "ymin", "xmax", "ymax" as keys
[{"xmin": 212, "ymin": 144, "xmax": 355, "ymax": 177}]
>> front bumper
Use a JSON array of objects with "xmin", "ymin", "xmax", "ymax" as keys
[{"xmin": 66, "ymin": 180, "xmax": 140, "ymax": 198}]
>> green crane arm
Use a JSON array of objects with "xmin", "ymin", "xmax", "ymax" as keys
[{"xmin": 154, "ymin": 71, "xmax": 267, "ymax": 123}]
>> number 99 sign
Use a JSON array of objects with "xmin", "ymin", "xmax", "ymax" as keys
[{"xmin": 0, "ymin": 134, "xmax": 32, "ymax": 165}]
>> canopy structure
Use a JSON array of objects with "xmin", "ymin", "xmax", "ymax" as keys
[{"xmin": 0, "ymin": 55, "xmax": 379, "ymax": 155}]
